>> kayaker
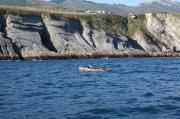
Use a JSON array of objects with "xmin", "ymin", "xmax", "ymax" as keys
[{"xmin": 88, "ymin": 65, "xmax": 93, "ymax": 69}]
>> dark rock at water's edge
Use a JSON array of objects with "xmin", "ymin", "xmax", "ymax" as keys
[
  {"xmin": 1, "ymin": 51, "xmax": 180, "ymax": 61},
  {"xmin": 0, "ymin": 7, "xmax": 180, "ymax": 60}
]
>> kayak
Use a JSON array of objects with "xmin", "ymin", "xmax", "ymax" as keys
[{"xmin": 79, "ymin": 67, "xmax": 111, "ymax": 72}]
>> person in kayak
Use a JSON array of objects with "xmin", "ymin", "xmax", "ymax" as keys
[{"xmin": 88, "ymin": 65, "xmax": 93, "ymax": 69}]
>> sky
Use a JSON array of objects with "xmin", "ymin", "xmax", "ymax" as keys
[{"xmin": 88, "ymin": 0, "xmax": 180, "ymax": 6}]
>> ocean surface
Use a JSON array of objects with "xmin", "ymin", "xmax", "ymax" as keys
[{"xmin": 0, "ymin": 58, "xmax": 180, "ymax": 119}]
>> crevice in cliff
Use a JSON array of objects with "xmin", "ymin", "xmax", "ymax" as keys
[
  {"xmin": 77, "ymin": 20, "xmax": 96, "ymax": 49},
  {"xmin": 113, "ymin": 38, "xmax": 120, "ymax": 50},
  {"xmin": 88, "ymin": 30, "xmax": 96, "ymax": 48},
  {"xmin": 107, "ymin": 34, "xmax": 119, "ymax": 50},
  {"xmin": 107, "ymin": 33, "xmax": 144, "ymax": 50},
  {"xmin": 0, "ymin": 14, "xmax": 4, "ymax": 55},
  {"xmin": 86, "ymin": 17, "xmax": 96, "ymax": 48},
  {"xmin": 126, "ymin": 37, "xmax": 144, "ymax": 50},
  {"xmin": 142, "ymin": 29, "xmax": 165, "ymax": 51},
  {"xmin": 0, "ymin": 46, "xmax": 3, "ymax": 55},
  {"xmin": 13, "ymin": 44, "xmax": 24, "ymax": 59},
  {"xmin": 41, "ymin": 17, "xmax": 58, "ymax": 52},
  {"xmin": 0, "ymin": 14, "xmax": 6, "ymax": 35},
  {"xmin": 143, "ymin": 32, "xmax": 162, "ymax": 51},
  {"xmin": 0, "ymin": 14, "xmax": 10, "ymax": 57}
]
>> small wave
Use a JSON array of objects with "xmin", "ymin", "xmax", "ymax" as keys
[
  {"xmin": 121, "ymin": 70, "xmax": 160, "ymax": 74},
  {"xmin": 143, "ymin": 92, "xmax": 154, "ymax": 97},
  {"xmin": 23, "ymin": 92, "xmax": 50, "ymax": 98},
  {"xmin": 42, "ymin": 95, "xmax": 59, "ymax": 100},
  {"xmin": 72, "ymin": 114, "xmax": 99, "ymax": 119},
  {"xmin": 173, "ymin": 97, "xmax": 180, "ymax": 101},
  {"xmin": 164, "ymin": 96, "xmax": 180, "ymax": 101},
  {"xmin": 47, "ymin": 71, "xmax": 60, "ymax": 75},
  {"xmin": 122, "ymin": 70, "xmax": 147, "ymax": 74},
  {"xmin": 22, "ymin": 73, "xmax": 32, "ymax": 77},
  {"xmin": 126, "ymin": 98, "xmax": 138, "ymax": 104},
  {"xmin": 122, "ymin": 106, "xmax": 160, "ymax": 114},
  {"xmin": 43, "ymin": 82, "xmax": 55, "ymax": 86},
  {"xmin": 158, "ymin": 105, "xmax": 180, "ymax": 111},
  {"xmin": 86, "ymin": 108, "xmax": 116, "ymax": 114}
]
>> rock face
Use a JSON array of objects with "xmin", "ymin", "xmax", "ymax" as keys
[
  {"xmin": 132, "ymin": 31, "xmax": 161, "ymax": 52},
  {"xmin": 0, "ymin": 14, "xmax": 18, "ymax": 59},
  {"xmin": 43, "ymin": 16, "xmax": 143, "ymax": 54},
  {"xmin": 43, "ymin": 17, "xmax": 94, "ymax": 54},
  {"xmin": 0, "ymin": 33, "xmax": 19, "ymax": 59},
  {"xmin": 145, "ymin": 13, "xmax": 180, "ymax": 51},
  {"xmin": 5, "ymin": 15, "xmax": 55, "ymax": 59},
  {"xmin": 0, "ymin": 13, "xmax": 180, "ymax": 60}
]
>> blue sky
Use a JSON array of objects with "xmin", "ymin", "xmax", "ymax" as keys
[{"xmin": 88, "ymin": 0, "xmax": 180, "ymax": 6}]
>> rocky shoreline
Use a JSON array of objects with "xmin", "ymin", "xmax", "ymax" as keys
[
  {"xmin": 0, "ymin": 9, "xmax": 180, "ymax": 60},
  {"xmin": 0, "ymin": 51, "xmax": 180, "ymax": 61}
]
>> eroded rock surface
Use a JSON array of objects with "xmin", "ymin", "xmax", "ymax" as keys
[
  {"xmin": 6, "ymin": 15, "xmax": 55, "ymax": 58},
  {"xmin": 43, "ymin": 16, "xmax": 94, "ymax": 54},
  {"xmin": 0, "ymin": 14, "xmax": 18, "ymax": 59},
  {"xmin": 0, "ymin": 13, "xmax": 180, "ymax": 60},
  {"xmin": 44, "ymin": 16, "xmax": 143, "ymax": 54},
  {"xmin": 146, "ymin": 13, "xmax": 180, "ymax": 51}
]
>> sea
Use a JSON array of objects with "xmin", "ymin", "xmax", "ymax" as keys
[{"xmin": 0, "ymin": 58, "xmax": 180, "ymax": 119}]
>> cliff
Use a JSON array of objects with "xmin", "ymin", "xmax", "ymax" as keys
[{"xmin": 0, "ymin": 6, "xmax": 180, "ymax": 60}]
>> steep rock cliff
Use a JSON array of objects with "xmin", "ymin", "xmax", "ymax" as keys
[
  {"xmin": 145, "ymin": 13, "xmax": 180, "ymax": 51},
  {"xmin": 43, "ymin": 16, "xmax": 94, "ymax": 54},
  {"xmin": 0, "ymin": 14, "xmax": 18, "ymax": 59},
  {"xmin": 132, "ymin": 31, "xmax": 161, "ymax": 52},
  {"xmin": 0, "ymin": 11, "xmax": 179, "ymax": 60},
  {"xmin": 5, "ymin": 15, "xmax": 55, "ymax": 59},
  {"xmin": 43, "ymin": 16, "xmax": 143, "ymax": 54}
]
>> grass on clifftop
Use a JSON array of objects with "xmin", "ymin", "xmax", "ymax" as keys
[
  {"xmin": 0, "ymin": 5, "xmax": 129, "ymax": 35},
  {"xmin": 47, "ymin": 12, "xmax": 129, "ymax": 35},
  {"xmin": 83, "ymin": 14, "xmax": 128, "ymax": 35},
  {"xmin": 0, "ymin": 5, "xmax": 55, "ymax": 16},
  {"xmin": 128, "ymin": 14, "xmax": 146, "ymax": 37},
  {"xmin": 1, "ymin": 5, "xmax": 178, "ymax": 37}
]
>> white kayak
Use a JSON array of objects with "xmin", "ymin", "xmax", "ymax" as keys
[{"xmin": 79, "ymin": 67, "xmax": 111, "ymax": 72}]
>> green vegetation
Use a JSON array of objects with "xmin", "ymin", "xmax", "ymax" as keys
[
  {"xmin": 0, "ymin": 5, "xmax": 49, "ymax": 16},
  {"xmin": 0, "ymin": 5, "xmax": 129, "ymax": 35},
  {"xmin": 68, "ymin": 14, "xmax": 128, "ymax": 35},
  {"xmin": 128, "ymin": 14, "xmax": 146, "ymax": 37},
  {"xmin": 1, "ymin": 5, "xmax": 178, "ymax": 51},
  {"xmin": 47, "ymin": 13, "xmax": 128, "ymax": 35},
  {"xmin": 87, "ymin": 14, "xmax": 128, "ymax": 35},
  {"xmin": 1, "ymin": 5, "xmax": 178, "ymax": 39},
  {"xmin": 174, "ymin": 14, "xmax": 180, "ymax": 18},
  {"xmin": 127, "ymin": 13, "xmax": 166, "ymax": 50}
]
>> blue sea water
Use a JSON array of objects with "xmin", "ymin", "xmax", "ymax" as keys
[{"xmin": 0, "ymin": 58, "xmax": 180, "ymax": 119}]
